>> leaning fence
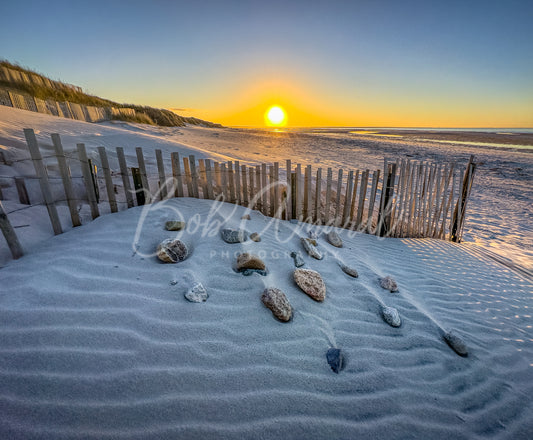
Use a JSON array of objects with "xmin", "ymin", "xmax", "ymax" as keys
[{"xmin": 0, "ymin": 129, "xmax": 476, "ymax": 260}]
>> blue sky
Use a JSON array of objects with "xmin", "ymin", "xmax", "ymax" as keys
[{"xmin": 1, "ymin": 0, "xmax": 532, "ymax": 126}]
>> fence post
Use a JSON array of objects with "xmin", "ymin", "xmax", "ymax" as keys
[
  {"xmin": 14, "ymin": 177, "xmax": 30, "ymax": 205},
  {"xmin": 135, "ymin": 147, "xmax": 151, "ymax": 203},
  {"xmin": 285, "ymin": 160, "xmax": 292, "ymax": 221},
  {"xmin": 131, "ymin": 167, "xmax": 145, "ymax": 206},
  {"xmin": 155, "ymin": 149, "xmax": 168, "ymax": 200},
  {"xmin": 366, "ymin": 169, "xmax": 380, "ymax": 233},
  {"xmin": 189, "ymin": 155, "xmax": 200, "ymax": 199},
  {"xmin": 116, "ymin": 147, "xmax": 134, "ymax": 208},
  {"xmin": 342, "ymin": 170, "xmax": 354, "ymax": 227},
  {"xmin": 0, "ymin": 201, "xmax": 24, "ymax": 259},
  {"xmin": 273, "ymin": 162, "xmax": 280, "ymax": 218},
  {"xmin": 324, "ymin": 168, "xmax": 332, "ymax": 225},
  {"xmin": 24, "ymin": 128, "xmax": 63, "ymax": 234},
  {"xmin": 171, "ymin": 152, "xmax": 184, "ymax": 198},
  {"xmin": 97, "ymin": 147, "xmax": 118, "ymax": 213},
  {"xmin": 77, "ymin": 143, "xmax": 100, "ymax": 219},
  {"xmin": 51, "ymin": 134, "xmax": 82, "ymax": 226},
  {"xmin": 378, "ymin": 163, "xmax": 397, "ymax": 237},
  {"xmin": 205, "ymin": 159, "xmax": 215, "ymax": 199},
  {"xmin": 451, "ymin": 155, "xmax": 476, "ymax": 242}
]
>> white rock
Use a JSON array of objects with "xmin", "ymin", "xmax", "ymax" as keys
[{"xmin": 184, "ymin": 283, "xmax": 208, "ymax": 303}]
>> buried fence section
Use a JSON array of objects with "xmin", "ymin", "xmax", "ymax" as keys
[{"xmin": 2, "ymin": 130, "xmax": 478, "ymax": 263}]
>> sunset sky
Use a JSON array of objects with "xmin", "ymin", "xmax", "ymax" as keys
[{"xmin": 1, "ymin": 0, "xmax": 532, "ymax": 127}]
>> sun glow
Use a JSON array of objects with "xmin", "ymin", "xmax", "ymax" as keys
[{"xmin": 265, "ymin": 105, "xmax": 287, "ymax": 126}]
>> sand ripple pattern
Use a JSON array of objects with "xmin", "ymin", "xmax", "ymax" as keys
[{"xmin": 0, "ymin": 199, "xmax": 532, "ymax": 439}]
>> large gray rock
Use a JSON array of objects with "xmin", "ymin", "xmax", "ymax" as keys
[
  {"xmin": 379, "ymin": 276, "xmax": 398, "ymax": 292},
  {"xmin": 294, "ymin": 268, "xmax": 326, "ymax": 302},
  {"xmin": 290, "ymin": 251, "xmax": 305, "ymax": 267},
  {"xmin": 301, "ymin": 237, "xmax": 323, "ymax": 260},
  {"xmin": 326, "ymin": 348, "xmax": 344, "ymax": 373},
  {"xmin": 221, "ymin": 228, "xmax": 248, "ymax": 243},
  {"xmin": 381, "ymin": 306, "xmax": 401, "ymax": 327},
  {"xmin": 327, "ymin": 230, "xmax": 343, "ymax": 247},
  {"xmin": 184, "ymin": 282, "xmax": 208, "ymax": 302},
  {"xmin": 236, "ymin": 253, "xmax": 266, "ymax": 271},
  {"xmin": 156, "ymin": 238, "xmax": 189, "ymax": 263},
  {"xmin": 261, "ymin": 287, "xmax": 292, "ymax": 322},
  {"xmin": 444, "ymin": 331, "xmax": 468, "ymax": 357}
]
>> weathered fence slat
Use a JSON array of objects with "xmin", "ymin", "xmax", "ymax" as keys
[
  {"xmin": 342, "ymin": 170, "xmax": 354, "ymax": 226},
  {"xmin": 77, "ymin": 143, "xmax": 100, "ymax": 219},
  {"xmin": 285, "ymin": 160, "xmax": 292, "ymax": 221},
  {"xmin": 171, "ymin": 152, "xmax": 184, "ymax": 198},
  {"xmin": 261, "ymin": 163, "xmax": 268, "ymax": 214},
  {"xmin": 255, "ymin": 165, "xmax": 261, "ymax": 210},
  {"xmin": 97, "ymin": 147, "xmax": 118, "ymax": 213},
  {"xmin": 295, "ymin": 164, "xmax": 302, "ymax": 220},
  {"xmin": 269, "ymin": 164, "xmax": 275, "ymax": 217},
  {"xmin": 182, "ymin": 157, "xmax": 193, "ymax": 197},
  {"xmin": 0, "ymin": 201, "xmax": 24, "ymax": 259},
  {"xmin": 135, "ymin": 147, "xmax": 151, "ymax": 204},
  {"xmin": 366, "ymin": 169, "xmax": 380, "ymax": 233},
  {"xmin": 349, "ymin": 170, "xmax": 359, "ymax": 222},
  {"xmin": 24, "ymin": 128, "xmax": 63, "ymax": 234},
  {"xmin": 221, "ymin": 163, "xmax": 229, "ymax": 201},
  {"xmin": 50, "ymin": 134, "xmax": 81, "ymax": 226},
  {"xmin": 205, "ymin": 159, "xmax": 215, "ymax": 200},
  {"xmin": 131, "ymin": 167, "xmax": 145, "ymax": 206},
  {"xmin": 198, "ymin": 159, "xmax": 209, "ymax": 199},
  {"xmin": 228, "ymin": 161, "xmax": 236, "ymax": 203},
  {"xmin": 241, "ymin": 165, "xmax": 248, "ymax": 206},
  {"xmin": 314, "ymin": 167, "xmax": 322, "ymax": 223},
  {"xmin": 155, "ymin": 149, "xmax": 168, "ymax": 200},
  {"xmin": 116, "ymin": 147, "xmax": 134, "ymax": 209},
  {"xmin": 189, "ymin": 155, "xmax": 200, "ymax": 199},
  {"xmin": 334, "ymin": 169, "xmax": 343, "ymax": 226},
  {"xmin": 356, "ymin": 170, "xmax": 369, "ymax": 230},
  {"xmin": 14, "ymin": 177, "xmax": 30, "ymax": 205},
  {"xmin": 235, "ymin": 160, "xmax": 242, "ymax": 205},
  {"xmin": 324, "ymin": 167, "xmax": 332, "ymax": 225}
]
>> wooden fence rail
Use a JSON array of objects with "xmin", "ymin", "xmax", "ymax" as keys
[{"xmin": 0, "ymin": 129, "xmax": 477, "ymax": 260}]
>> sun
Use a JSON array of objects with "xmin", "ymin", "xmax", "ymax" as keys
[{"xmin": 265, "ymin": 105, "xmax": 287, "ymax": 126}]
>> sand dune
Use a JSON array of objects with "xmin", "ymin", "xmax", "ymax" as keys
[{"xmin": 1, "ymin": 198, "xmax": 532, "ymax": 439}]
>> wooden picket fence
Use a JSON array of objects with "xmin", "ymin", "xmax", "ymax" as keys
[{"xmin": 0, "ymin": 129, "xmax": 476, "ymax": 260}]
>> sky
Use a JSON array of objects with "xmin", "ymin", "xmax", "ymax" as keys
[{"xmin": 1, "ymin": 0, "xmax": 533, "ymax": 127}]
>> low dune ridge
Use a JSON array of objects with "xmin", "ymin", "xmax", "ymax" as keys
[{"xmin": 0, "ymin": 198, "xmax": 532, "ymax": 439}]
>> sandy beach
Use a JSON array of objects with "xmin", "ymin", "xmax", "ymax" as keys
[{"xmin": 1, "ymin": 107, "xmax": 533, "ymax": 439}]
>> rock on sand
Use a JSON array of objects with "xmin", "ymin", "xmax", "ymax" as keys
[
  {"xmin": 327, "ymin": 230, "xmax": 343, "ymax": 247},
  {"xmin": 294, "ymin": 268, "xmax": 326, "ymax": 301},
  {"xmin": 184, "ymin": 282, "xmax": 208, "ymax": 303},
  {"xmin": 381, "ymin": 305, "xmax": 401, "ymax": 327},
  {"xmin": 326, "ymin": 348, "xmax": 344, "ymax": 373},
  {"xmin": 301, "ymin": 237, "xmax": 323, "ymax": 260},
  {"xmin": 444, "ymin": 331, "xmax": 468, "ymax": 357},
  {"xmin": 221, "ymin": 228, "xmax": 248, "ymax": 243},
  {"xmin": 156, "ymin": 238, "xmax": 189, "ymax": 263},
  {"xmin": 261, "ymin": 287, "xmax": 292, "ymax": 322},
  {"xmin": 379, "ymin": 276, "xmax": 398, "ymax": 292},
  {"xmin": 236, "ymin": 253, "xmax": 266, "ymax": 271}
]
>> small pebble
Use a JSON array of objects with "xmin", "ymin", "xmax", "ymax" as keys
[
  {"xmin": 326, "ymin": 348, "xmax": 344, "ymax": 373},
  {"xmin": 169, "ymin": 280, "xmax": 178, "ymax": 286},
  {"xmin": 221, "ymin": 228, "xmax": 248, "ymax": 243},
  {"xmin": 444, "ymin": 331, "xmax": 468, "ymax": 357},
  {"xmin": 379, "ymin": 276, "xmax": 398, "ymax": 292},
  {"xmin": 327, "ymin": 230, "xmax": 343, "ymax": 247},
  {"xmin": 165, "ymin": 221, "xmax": 186, "ymax": 231},
  {"xmin": 250, "ymin": 232, "xmax": 261, "ymax": 242},
  {"xmin": 241, "ymin": 214, "xmax": 251, "ymax": 220},
  {"xmin": 301, "ymin": 237, "xmax": 323, "ymax": 260},
  {"xmin": 184, "ymin": 282, "xmax": 208, "ymax": 303},
  {"xmin": 339, "ymin": 263, "xmax": 358, "ymax": 278},
  {"xmin": 381, "ymin": 306, "xmax": 401, "ymax": 327},
  {"xmin": 290, "ymin": 251, "xmax": 305, "ymax": 267}
]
